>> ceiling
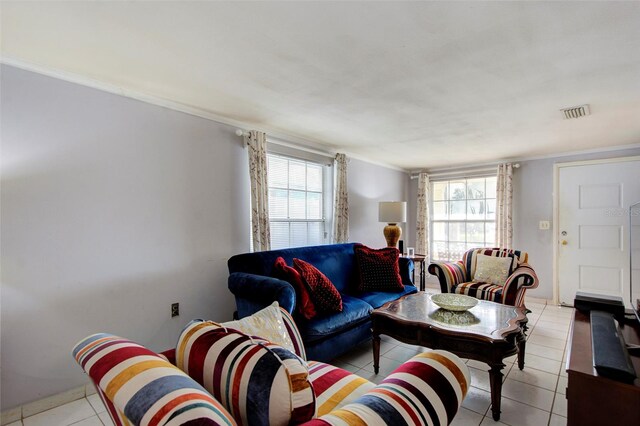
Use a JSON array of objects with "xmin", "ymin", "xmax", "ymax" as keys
[{"xmin": 2, "ymin": 1, "xmax": 640, "ymax": 170}]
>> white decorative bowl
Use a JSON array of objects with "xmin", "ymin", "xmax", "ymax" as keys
[{"xmin": 431, "ymin": 294, "xmax": 478, "ymax": 312}]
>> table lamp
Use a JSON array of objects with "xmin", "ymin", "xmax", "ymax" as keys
[{"xmin": 379, "ymin": 201, "xmax": 407, "ymax": 248}]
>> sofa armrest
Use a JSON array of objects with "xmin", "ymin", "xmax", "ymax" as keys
[
  {"xmin": 305, "ymin": 350, "xmax": 470, "ymax": 426},
  {"xmin": 72, "ymin": 334, "xmax": 237, "ymax": 426},
  {"xmin": 228, "ymin": 272, "xmax": 296, "ymax": 317},
  {"xmin": 428, "ymin": 261, "xmax": 467, "ymax": 293},
  {"xmin": 502, "ymin": 263, "xmax": 539, "ymax": 306},
  {"xmin": 399, "ymin": 257, "xmax": 415, "ymax": 286}
]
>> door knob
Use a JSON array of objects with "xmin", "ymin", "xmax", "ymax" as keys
[{"xmin": 561, "ymin": 240, "xmax": 568, "ymax": 245}]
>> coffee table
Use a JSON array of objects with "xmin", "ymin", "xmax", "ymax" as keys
[{"xmin": 371, "ymin": 292, "xmax": 527, "ymax": 421}]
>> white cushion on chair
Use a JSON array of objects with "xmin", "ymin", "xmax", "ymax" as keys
[{"xmin": 472, "ymin": 254, "xmax": 513, "ymax": 285}]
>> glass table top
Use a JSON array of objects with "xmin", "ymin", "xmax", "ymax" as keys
[{"xmin": 375, "ymin": 292, "xmax": 526, "ymax": 339}]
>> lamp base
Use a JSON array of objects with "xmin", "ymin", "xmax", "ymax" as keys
[{"xmin": 383, "ymin": 223, "xmax": 402, "ymax": 248}]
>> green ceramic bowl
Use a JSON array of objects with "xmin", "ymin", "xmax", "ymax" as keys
[{"xmin": 430, "ymin": 293, "xmax": 478, "ymax": 312}]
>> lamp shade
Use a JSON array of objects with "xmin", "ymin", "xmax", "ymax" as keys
[{"xmin": 378, "ymin": 201, "xmax": 407, "ymax": 223}]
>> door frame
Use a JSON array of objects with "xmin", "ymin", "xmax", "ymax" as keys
[{"xmin": 552, "ymin": 155, "xmax": 640, "ymax": 305}]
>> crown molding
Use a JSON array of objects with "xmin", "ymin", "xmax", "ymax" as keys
[
  {"xmin": 406, "ymin": 141, "xmax": 640, "ymax": 175},
  {"xmin": 5, "ymin": 57, "xmax": 634, "ymax": 175},
  {"xmin": 1, "ymin": 57, "xmax": 408, "ymax": 173},
  {"xmin": 338, "ymin": 152, "xmax": 408, "ymax": 173},
  {"xmin": 509, "ymin": 142, "xmax": 640, "ymax": 163}
]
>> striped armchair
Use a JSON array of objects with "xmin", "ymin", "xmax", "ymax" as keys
[
  {"xmin": 73, "ymin": 308, "xmax": 470, "ymax": 426},
  {"xmin": 428, "ymin": 247, "xmax": 539, "ymax": 308}
]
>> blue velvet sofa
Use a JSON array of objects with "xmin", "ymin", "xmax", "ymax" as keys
[{"xmin": 227, "ymin": 243, "xmax": 417, "ymax": 362}]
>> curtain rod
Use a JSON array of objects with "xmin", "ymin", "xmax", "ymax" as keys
[
  {"xmin": 236, "ymin": 129, "xmax": 336, "ymax": 159},
  {"xmin": 409, "ymin": 163, "xmax": 520, "ymax": 179}
]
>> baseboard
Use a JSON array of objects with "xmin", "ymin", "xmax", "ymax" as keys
[
  {"xmin": 526, "ymin": 296, "xmax": 558, "ymax": 306},
  {"xmin": 1, "ymin": 382, "xmax": 95, "ymax": 425},
  {"xmin": 0, "ymin": 407, "xmax": 21, "ymax": 426}
]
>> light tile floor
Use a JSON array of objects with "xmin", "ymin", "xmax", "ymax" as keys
[{"xmin": 10, "ymin": 301, "xmax": 573, "ymax": 426}]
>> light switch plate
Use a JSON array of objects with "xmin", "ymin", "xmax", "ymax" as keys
[{"xmin": 539, "ymin": 220, "xmax": 550, "ymax": 230}]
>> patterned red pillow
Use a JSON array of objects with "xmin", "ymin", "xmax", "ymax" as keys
[
  {"xmin": 272, "ymin": 257, "xmax": 317, "ymax": 320},
  {"xmin": 293, "ymin": 258, "xmax": 343, "ymax": 313},
  {"xmin": 354, "ymin": 244, "xmax": 404, "ymax": 292}
]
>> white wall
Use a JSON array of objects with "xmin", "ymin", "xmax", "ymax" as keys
[
  {"xmin": 513, "ymin": 147, "xmax": 640, "ymax": 301},
  {"xmin": 0, "ymin": 65, "xmax": 252, "ymax": 409},
  {"xmin": 0, "ymin": 65, "xmax": 411, "ymax": 410},
  {"xmin": 347, "ymin": 159, "xmax": 409, "ymax": 248}
]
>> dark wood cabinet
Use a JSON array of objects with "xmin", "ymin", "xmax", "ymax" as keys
[{"xmin": 566, "ymin": 310, "xmax": 640, "ymax": 425}]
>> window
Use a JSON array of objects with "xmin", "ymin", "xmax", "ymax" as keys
[
  {"xmin": 267, "ymin": 154, "xmax": 328, "ymax": 249},
  {"xmin": 431, "ymin": 176, "xmax": 497, "ymax": 261}
]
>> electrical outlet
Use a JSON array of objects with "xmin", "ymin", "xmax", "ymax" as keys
[
  {"xmin": 539, "ymin": 220, "xmax": 550, "ymax": 230},
  {"xmin": 171, "ymin": 303, "xmax": 179, "ymax": 318}
]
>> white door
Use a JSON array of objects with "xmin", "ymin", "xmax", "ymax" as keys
[{"xmin": 557, "ymin": 158, "xmax": 640, "ymax": 307}]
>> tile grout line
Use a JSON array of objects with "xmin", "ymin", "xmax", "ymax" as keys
[
  {"xmin": 20, "ymin": 396, "xmax": 104, "ymax": 426},
  {"xmin": 481, "ymin": 305, "xmax": 564, "ymax": 425}
]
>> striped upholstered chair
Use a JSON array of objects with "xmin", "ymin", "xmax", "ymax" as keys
[
  {"xmin": 74, "ymin": 307, "xmax": 470, "ymax": 426},
  {"xmin": 428, "ymin": 247, "xmax": 539, "ymax": 308}
]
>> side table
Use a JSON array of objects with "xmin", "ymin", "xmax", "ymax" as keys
[{"xmin": 404, "ymin": 254, "xmax": 427, "ymax": 291}]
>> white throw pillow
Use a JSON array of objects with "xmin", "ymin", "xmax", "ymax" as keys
[
  {"xmin": 472, "ymin": 254, "xmax": 513, "ymax": 286},
  {"xmin": 221, "ymin": 301, "xmax": 295, "ymax": 353}
]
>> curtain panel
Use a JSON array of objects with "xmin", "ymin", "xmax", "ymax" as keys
[
  {"xmin": 496, "ymin": 163, "xmax": 514, "ymax": 248},
  {"xmin": 332, "ymin": 153, "xmax": 349, "ymax": 243},
  {"xmin": 416, "ymin": 172, "xmax": 430, "ymax": 257},
  {"xmin": 246, "ymin": 130, "xmax": 271, "ymax": 251}
]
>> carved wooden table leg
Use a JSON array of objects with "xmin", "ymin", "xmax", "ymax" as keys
[
  {"xmin": 517, "ymin": 329, "xmax": 526, "ymax": 370},
  {"xmin": 372, "ymin": 332, "xmax": 381, "ymax": 374},
  {"xmin": 489, "ymin": 363, "xmax": 505, "ymax": 421},
  {"xmin": 370, "ymin": 294, "xmax": 528, "ymax": 422}
]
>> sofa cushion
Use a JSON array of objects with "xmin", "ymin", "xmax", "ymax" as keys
[
  {"xmin": 299, "ymin": 294, "xmax": 372, "ymax": 342},
  {"xmin": 463, "ymin": 248, "xmax": 525, "ymax": 281},
  {"xmin": 472, "ymin": 254, "xmax": 514, "ymax": 285},
  {"xmin": 294, "ymin": 258, "xmax": 343, "ymax": 313},
  {"xmin": 176, "ymin": 321, "xmax": 315, "ymax": 426},
  {"xmin": 354, "ymin": 244, "xmax": 404, "ymax": 292},
  {"xmin": 358, "ymin": 284, "xmax": 418, "ymax": 309},
  {"xmin": 453, "ymin": 281, "xmax": 503, "ymax": 303},
  {"xmin": 278, "ymin": 306, "xmax": 308, "ymax": 361},
  {"xmin": 228, "ymin": 243, "xmax": 358, "ymax": 293},
  {"xmin": 220, "ymin": 301, "xmax": 295, "ymax": 353},
  {"xmin": 73, "ymin": 333, "xmax": 237, "ymax": 426},
  {"xmin": 272, "ymin": 256, "xmax": 317, "ymax": 319},
  {"xmin": 307, "ymin": 361, "xmax": 375, "ymax": 416}
]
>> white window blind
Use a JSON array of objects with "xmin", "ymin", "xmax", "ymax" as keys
[
  {"xmin": 430, "ymin": 176, "xmax": 497, "ymax": 261},
  {"xmin": 267, "ymin": 154, "xmax": 328, "ymax": 249}
]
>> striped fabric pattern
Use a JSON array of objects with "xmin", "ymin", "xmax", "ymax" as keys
[
  {"xmin": 314, "ymin": 350, "xmax": 469, "ymax": 426},
  {"xmin": 427, "ymin": 261, "xmax": 466, "ymax": 288},
  {"xmin": 432, "ymin": 248, "xmax": 538, "ymax": 307},
  {"xmin": 505, "ymin": 263, "xmax": 539, "ymax": 307},
  {"xmin": 453, "ymin": 282, "xmax": 503, "ymax": 303},
  {"xmin": 72, "ymin": 333, "xmax": 236, "ymax": 426},
  {"xmin": 463, "ymin": 248, "xmax": 526, "ymax": 281},
  {"xmin": 176, "ymin": 321, "xmax": 315, "ymax": 426},
  {"xmin": 307, "ymin": 361, "xmax": 375, "ymax": 417},
  {"xmin": 279, "ymin": 306, "xmax": 307, "ymax": 361}
]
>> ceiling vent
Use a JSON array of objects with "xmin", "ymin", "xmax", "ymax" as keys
[{"xmin": 561, "ymin": 104, "xmax": 590, "ymax": 119}]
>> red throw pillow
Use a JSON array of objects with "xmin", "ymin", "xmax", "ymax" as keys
[
  {"xmin": 354, "ymin": 244, "xmax": 404, "ymax": 292},
  {"xmin": 293, "ymin": 258, "xmax": 343, "ymax": 313},
  {"xmin": 272, "ymin": 257, "xmax": 317, "ymax": 320}
]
